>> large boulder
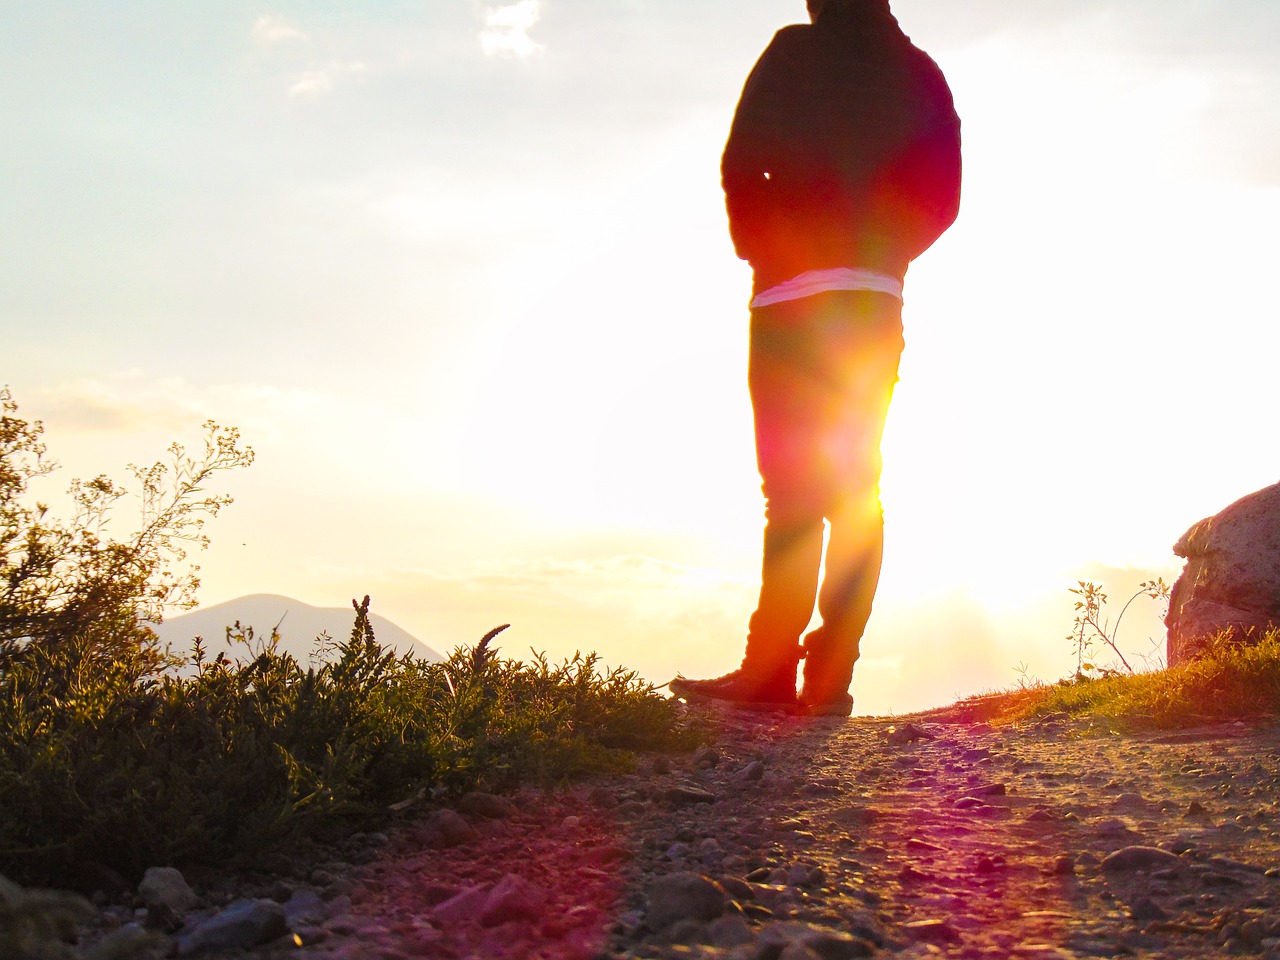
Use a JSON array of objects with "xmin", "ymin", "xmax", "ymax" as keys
[{"xmin": 1166, "ymin": 481, "xmax": 1280, "ymax": 667}]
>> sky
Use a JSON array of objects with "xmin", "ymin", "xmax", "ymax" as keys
[{"xmin": 4, "ymin": 0, "xmax": 1280, "ymax": 714}]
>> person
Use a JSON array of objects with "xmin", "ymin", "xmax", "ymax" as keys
[{"xmin": 670, "ymin": 0, "xmax": 961, "ymax": 716}]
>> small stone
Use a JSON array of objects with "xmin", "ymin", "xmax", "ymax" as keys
[
  {"xmin": 904, "ymin": 918, "xmax": 961, "ymax": 943},
  {"xmin": 582, "ymin": 844, "xmax": 632, "ymax": 866},
  {"xmin": 430, "ymin": 885, "xmax": 489, "ymax": 924},
  {"xmin": 1051, "ymin": 855, "xmax": 1076, "ymax": 875},
  {"xmin": 175, "ymin": 899, "xmax": 287, "ymax": 956},
  {"xmin": 479, "ymin": 874, "xmax": 547, "ymax": 927},
  {"xmin": 88, "ymin": 925, "xmax": 167, "ymax": 960},
  {"xmin": 283, "ymin": 888, "xmax": 327, "ymax": 927},
  {"xmin": 694, "ymin": 746, "xmax": 721, "ymax": 767},
  {"xmin": 887, "ymin": 723, "xmax": 935, "ymax": 745},
  {"xmin": 785, "ymin": 865, "xmax": 813, "ymax": 887},
  {"xmin": 458, "ymin": 791, "xmax": 517, "ymax": 819},
  {"xmin": 143, "ymin": 902, "xmax": 184, "ymax": 933},
  {"xmin": 1129, "ymin": 897, "xmax": 1168, "ymax": 923},
  {"xmin": 138, "ymin": 867, "xmax": 199, "ymax": 914},
  {"xmin": 1101, "ymin": 846, "xmax": 1182, "ymax": 874},
  {"xmin": 705, "ymin": 913, "xmax": 753, "ymax": 947},
  {"xmin": 905, "ymin": 837, "xmax": 944, "ymax": 853},
  {"xmin": 420, "ymin": 808, "xmax": 477, "ymax": 849},
  {"xmin": 651, "ymin": 756, "xmax": 672, "ymax": 775},
  {"xmin": 1186, "ymin": 800, "xmax": 1208, "ymax": 817},
  {"xmin": 757, "ymin": 922, "xmax": 877, "ymax": 959},
  {"xmin": 645, "ymin": 873, "xmax": 726, "ymax": 929},
  {"xmin": 588, "ymin": 786, "xmax": 619, "ymax": 808},
  {"xmin": 735, "ymin": 760, "xmax": 766, "ymax": 782},
  {"xmin": 666, "ymin": 783, "xmax": 717, "ymax": 806}
]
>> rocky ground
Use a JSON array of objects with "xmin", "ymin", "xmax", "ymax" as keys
[{"xmin": 53, "ymin": 705, "xmax": 1280, "ymax": 959}]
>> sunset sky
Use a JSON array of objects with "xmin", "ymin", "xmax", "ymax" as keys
[{"xmin": 5, "ymin": 0, "xmax": 1279, "ymax": 714}]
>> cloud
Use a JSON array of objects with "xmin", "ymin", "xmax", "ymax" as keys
[
  {"xmin": 29, "ymin": 373, "xmax": 330, "ymax": 440},
  {"xmin": 250, "ymin": 14, "xmax": 310, "ymax": 47},
  {"xmin": 479, "ymin": 0, "xmax": 544, "ymax": 59},
  {"xmin": 288, "ymin": 60, "xmax": 368, "ymax": 97}
]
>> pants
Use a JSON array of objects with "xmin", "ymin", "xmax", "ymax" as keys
[{"xmin": 744, "ymin": 290, "xmax": 904, "ymax": 696}]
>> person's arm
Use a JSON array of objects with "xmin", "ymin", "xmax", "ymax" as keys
[
  {"xmin": 721, "ymin": 30, "xmax": 803, "ymax": 264},
  {"xmin": 889, "ymin": 65, "xmax": 962, "ymax": 262}
]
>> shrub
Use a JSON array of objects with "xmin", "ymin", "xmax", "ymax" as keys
[{"xmin": 0, "ymin": 392, "xmax": 694, "ymax": 887}]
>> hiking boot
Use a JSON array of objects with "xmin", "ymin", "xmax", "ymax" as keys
[
  {"xmin": 669, "ymin": 668, "xmax": 797, "ymax": 712},
  {"xmin": 797, "ymin": 690, "xmax": 854, "ymax": 717}
]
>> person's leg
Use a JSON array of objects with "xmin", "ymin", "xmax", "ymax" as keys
[
  {"xmin": 800, "ymin": 293, "xmax": 904, "ymax": 713},
  {"xmin": 741, "ymin": 298, "xmax": 833, "ymax": 681},
  {"xmin": 668, "ymin": 297, "xmax": 829, "ymax": 708}
]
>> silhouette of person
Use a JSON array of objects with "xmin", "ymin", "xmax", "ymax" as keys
[{"xmin": 671, "ymin": 0, "xmax": 960, "ymax": 716}]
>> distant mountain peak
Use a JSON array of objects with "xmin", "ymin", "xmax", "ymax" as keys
[{"xmin": 152, "ymin": 594, "xmax": 443, "ymax": 663}]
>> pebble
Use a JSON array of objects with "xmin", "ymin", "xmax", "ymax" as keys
[
  {"xmin": 138, "ymin": 867, "xmax": 199, "ymax": 914},
  {"xmin": 418, "ymin": 808, "xmax": 477, "ymax": 849},
  {"xmin": 666, "ymin": 783, "xmax": 717, "ymax": 806},
  {"xmin": 645, "ymin": 872, "xmax": 726, "ymax": 929},
  {"xmin": 457, "ymin": 791, "xmax": 517, "ymax": 819},
  {"xmin": 1101, "ymin": 846, "xmax": 1183, "ymax": 873},
  {"xmin": 174, "ymin": 899, "xmax": 287, "ymax": 956}
]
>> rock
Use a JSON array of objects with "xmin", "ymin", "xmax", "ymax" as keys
[
  {"xmin": 666, "ymin": 783, "xmax": 717, "ymax": 806},
  {"xmin": 142, "ymin": 901, "xmax": 184, "ymax": 933},
  {"xmin": 175, "ymin": 899, "xmax": 287, "ymax": 956},
  {"xmin": 645, "ymin": 873, "xmax": 726, "ymax": 929},
  {"xmin": 283, "ymin": 888, "xmax": 327, "ymax": 927},
  {"xmin": 1130, "ymin": 896, "xmax": 1168, "ymax": 923},
  {"xmin": 1167, "ymin": 481, "xmax": 1280, "ymax": 666},
  {"xmin": 735, "ymin": 760, "xmax": 766, "ymax": 782},
  {"xmin": 887, "ymin": 723, "xmax": 934, "ymax": 745},
  {"xmin": 430, "ymin": 885, "xmax": 489, "ymax": 924},
  {"xmin": 87, "ymin": 924, "xmax": 168, "ymax": 960},
  {"xmin": 1101, "ymin": 846, "xmax": 1183, "ymax": 874},
  {"xmin": 694, "ymin": 746, "xmax": 721, "ymax": 767},
  {"xmin": 757, "ymin": 921, "xmax": 878, "ymax": 959},
  {"xmin": 705, "ymin": 913, "xmax": 753, "ymax": 947},
  {"xmin": 138, "ymin": 867, "xmax": 199, "ymax": 915},
  {"xmin": 479, "ymin": 874, "xmax": 547, "ymax": 927},
  {"xmin": 582, "ymin": 844, "xmax": 632, "ymax": 866},
  {"xmin": 458, "ymin": 791, "xmax": 517, "ymax": 820},
  {"xmin": 588, "ymin": 786, "xmax": 619, "ymax": 808},
  {"xmin": 420, "ymin": 809, "xmax": 477, "ymax": 849},
  {"xmin": 903, "ymin": 918, "xmax": 961, "ymax": 944}
]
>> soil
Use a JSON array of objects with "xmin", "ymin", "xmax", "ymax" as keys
[{"xmin": 224, "ymin": 703, "xmax": 1280, "ymax": 960}]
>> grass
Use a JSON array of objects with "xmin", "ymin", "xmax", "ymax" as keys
[
  {"xmin": 940, "ymin": 628, "xmax": 1280, "ymax": 731},
  {"xmin": 0, "ymin": 601, "xmax": 698, "ymax": 889},
  {"xmin": 0, "ymin": 391, "xmax": 701, "ymax": 891}
]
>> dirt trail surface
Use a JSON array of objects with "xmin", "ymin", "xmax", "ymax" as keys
[{"xmin": 239, "ymin": 708, "xmax": 1280, "ymax": 960}]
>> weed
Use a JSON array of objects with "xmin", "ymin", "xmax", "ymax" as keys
[
  {"xmin": 1068, "ymin": 578, "xmax": 1170, "ymax": 677},
  {"xmin": 0, "ymin": 392, "xmax": 697, "ymax": 887}
]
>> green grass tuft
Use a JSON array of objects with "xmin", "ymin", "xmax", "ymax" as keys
[
  {"xmin": 946, "ymin": 628, "xmax": 1280, "ymax": 730},
  {"xmin": 0, "ymin": 601, "xmax": 695, "ymax": 887}
]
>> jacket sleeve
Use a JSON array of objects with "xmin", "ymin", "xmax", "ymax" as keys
[
  {"xmin": 720, "ymin": 31, "xmax": 799, "ymax": 264},
  {"xmin": 888, "ymin": 63, "xmax": 961, "ymax": 262}
]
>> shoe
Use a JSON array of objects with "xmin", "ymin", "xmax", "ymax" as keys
[
  {"xmin": 797, "ymin": 691, "xmax": 854, "ymax": 717},
  {"xmin": 668, "ymin": 668, "xmax": 797, "ymax": 712}
]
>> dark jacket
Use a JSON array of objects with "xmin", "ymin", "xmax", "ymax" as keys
[{"xmin": 722, "ymin": 2, "xmax": 961, "ymax": 292}]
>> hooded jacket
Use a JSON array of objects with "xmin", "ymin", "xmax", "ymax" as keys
[{"xmin": 722, "ymin": 1, "xmax": 961, "ymax": 293}]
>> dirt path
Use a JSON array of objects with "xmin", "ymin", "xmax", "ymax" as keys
[{"xmin": 249, "ymin": 708, "xmax": 1280, "ymax": 959}]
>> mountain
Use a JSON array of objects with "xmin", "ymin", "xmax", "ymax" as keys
[{"xmin": 151, "ymin": 594, "xmax": 444, "ymax": 666}]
